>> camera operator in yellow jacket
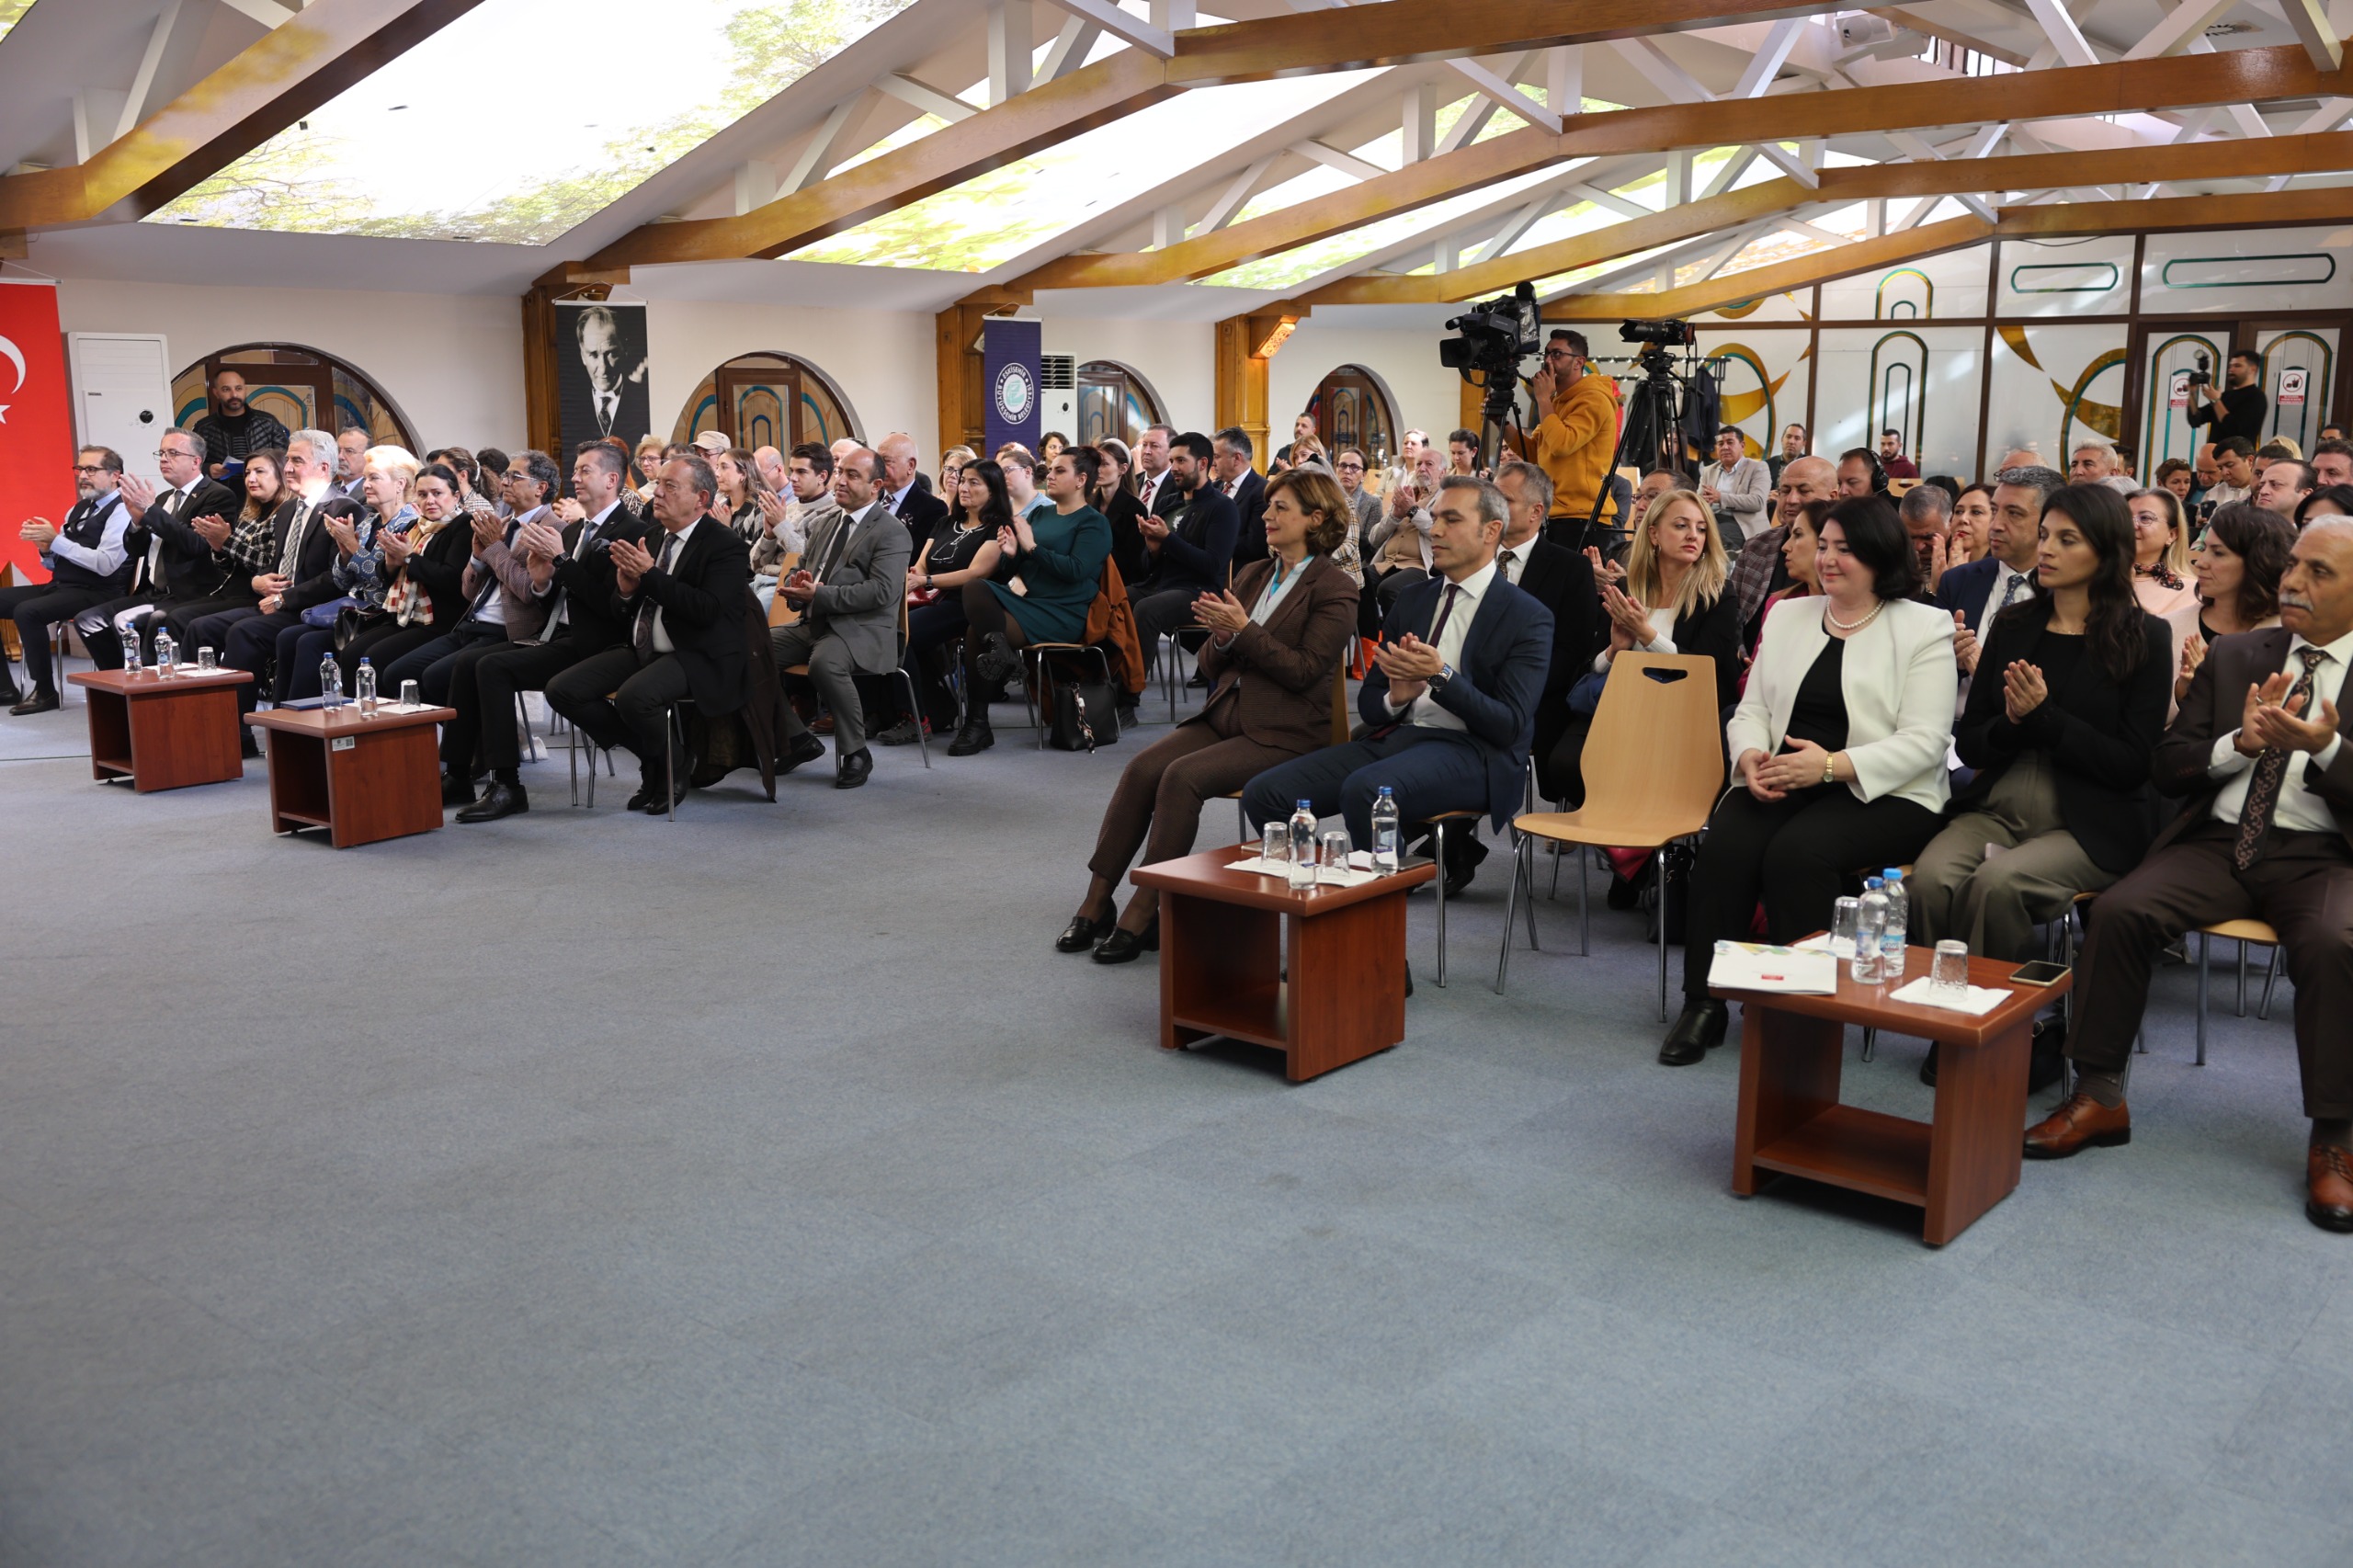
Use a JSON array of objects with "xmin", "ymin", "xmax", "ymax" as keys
[{"xmin": 1518, "ymin": 326, "xmax": 1620, "ymax": 529}]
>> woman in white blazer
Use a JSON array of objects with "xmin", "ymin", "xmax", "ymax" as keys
[{"xmin": 1663, "ymin": 495, "xmax": 1960, "ymax": 1064}]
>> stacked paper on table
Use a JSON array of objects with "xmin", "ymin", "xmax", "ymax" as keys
[
  {"xmin": 1889, "ymin": 978, "xmax": 2010, "ymax": 1016},
  {"xmin": 1707, "ymin": 942, "xmax": 1839, "ymax": 994},
  {"xmin": 1229, "ymin": 854, "xmax": 1382, "ymax": 887}
]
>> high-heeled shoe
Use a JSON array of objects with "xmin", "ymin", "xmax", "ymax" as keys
[
  {"xmin": 1092, "ymin": 920, "xmax": 1160, "ymax": 963},
  {"xmin": 1055, "ymin": 913, "xmax": 1112, "ymax": 953}
]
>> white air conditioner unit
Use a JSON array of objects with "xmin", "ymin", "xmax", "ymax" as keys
[
  {"xmin": 1837, "ymin": 14, "xmax": 1895, "ymax": 49},
  {"xmin": 1040, "ymin": 353, "xmax": 1077, "ymax": 438},
  {"xmin": 67, "ymin": 332, "xmax": 173, "ymax": 484}
]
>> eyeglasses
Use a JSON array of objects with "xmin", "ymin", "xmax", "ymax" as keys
[
  {"xmin": 73, "ymin": 463, "xmax": 106, "ymax": 473},
  {"xmin": 1336, "ymin": 461, "xmax": 1365, "ymax": 471}
]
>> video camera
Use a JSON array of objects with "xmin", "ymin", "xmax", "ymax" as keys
[{"xmin": 1438, "ymin": 281, "xmax": 1541, "ymax": 377}]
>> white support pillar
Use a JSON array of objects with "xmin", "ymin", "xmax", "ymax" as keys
[
  {"xmin": 1546, "ymin": 44, "xmax": 1582, "ymax": 114},
  {"xmin": 1402, "ymin": 83, "xmax": 1438, "ymax": 165},
  {"xmin": 989, "ymin": 0, "xmax": 1033, "ymax": 106}
]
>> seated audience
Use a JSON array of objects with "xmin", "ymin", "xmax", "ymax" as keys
[
  {"xmin": 335, "ymin": 460, "xmax": 474, "ymax": 685},
  {"xmin": 879, "ymin": 459, "xmax": 1006, "ymax": 745},
  {"xmin": 1900, "ymin": 481, "xmax": 1954, "ymax": 594},
  {"xmin": 1134, "ymin": 425, "xmax": 1182, "ymax": 519},
  {"xmin": 1334, "ymin": 449, "xmax": 1381, "ymax": 580},
  {"xmin": 2297, "ymin": 485, "xmax": 2353, "ymax": 527},
  {"xmin": 768, "ymin": 446, "xmax": 910, "ymax": 789},
  {"xmin": 1910, "ymin": 483, "xmax": 2171, "ymax": 1087},
  {"xmin": 1241, "ymin": 476, "xmax": 1552, "ymax": 899},
  {"xmin": 939, "ymin": 444, "xmax": 975, "ymax": 497},
  {"xmin": 1938, "ymin": 465, "xmax": 2065, "ymax": 676},
  {"xmin": 753, "ymin": 443, "xmax": 836, "ymax": 596},
  {"xmin": 1665, "ymin": 495, "xmax": 1957, "ymax": 1065},
  {"xmin": 2256, "ymin": 457, "xmax": 2317, "ymax": 520},
  {"xmin": 2154, "ymin": 457, "xmax": 2194, "ymax": 506},
  {"xmin": 545, "ymin": 455, "xmax": 752, "ymax": 814},
  {"xmin": 1698, "ymin": 426, "xmax": 1769, "ymax": 547},
  {"xmin": 279, "ymin": 446, "xmax": 422, "ymax": 699},
  {"xmin": 879, "ymin": 432, "xmax": 948, "ymax": 548},
  {"xmin": 451, "ymin": 443, "xmax": 652, "ymax": 820},
  {"xmin": 2205, "ymin": 437, "xmax": 2256, "ymax": 510},
  {"xmin": 1366, "ymin": 441, "xmax": 1446, "ymax": 611},
  {"xmin": 1121, "ymin": 431, "xmax": 1240, "ymax": 709},
  {"xmin": 2028, "ymin": 518, "xmax": 2353, "ymax": 1234},
  {"xmin": 1063, "ymin": 469, "xmax": 1361, "ymax": 962},
  {"xmin": 161, "ymin": 450, "xmax": 287, "ymax": 653},
  {"xmin": 1094, "ymin": 440, "xmax": 1149, "ymax": 589},
  {"xmin": 950, "ymin": 449, "xmax": 1114, "ymax": 756},
  {"xmin": 79, "ymin": 429, "xmax": 241, "ymax": 671},
  {"xmin": 633, "ymin": 435, "xmax": 665, "ymax": 498},
  {"xmin": 381, "ymin": 449, "xmax": 559, "ymax": 707},
  {"xmin": 188, "ymin": 430, "xmax": 346, "ymax": 733},
  {"xmin": 710, "ymin": 446, "xmax": 767, "ymax": 544},
  {"xmin": 2175, "ymin": 504, "xmax": 2295, "ymax": 704},
  {"xmin": 2126, "ymin": 487, "xmax": 2198, "ymax": 622},
  {"xmin": 1002, "ymin": 448, "xmax": 1050, "ymax": 521},
  {"xmin": 191, "ymin": 369, "xmax": 290, "ymax": 482},
  {"xmin": 1546, "ymin": 486, "xmax": 1738, "ymax": 810},
  {"xmin": 2313, "ymin": 439, "xmax": 2353, "ymax": 490},
  {"xmin": 1747, "ymin": 497, "xmax": 1828, "ymax": 658},
  {"xmin": 1216, "ymin": 427, "xmax": 1270, "ymax": 565},
  {"xmin": 1040, "ymin": 431, "xmax": 1068, "ymax": 466},
  {"xmin": 0, "ymin": 447, "xmax": 133, "ymax": 713},
  {"xmin": 1836, "ymin": 447, "xmax": 1886, "ymax": 497},
  {"xmin": 1494, "ymin": 460, "xmax": 1597, "ymax": 801},
  {"xmin": 1728, "ymin": 455, "xmax": 1836, "ymax": 641}
]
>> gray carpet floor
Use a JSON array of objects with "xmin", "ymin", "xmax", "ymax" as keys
[{"xmin": 2, "ymin": 681, "xmax": 2348, "ymax": 1567}]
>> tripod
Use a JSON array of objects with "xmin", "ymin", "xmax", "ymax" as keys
[{"xmin": 1567, "ymin": 350, "xmax": 1690, "ymax": 554}]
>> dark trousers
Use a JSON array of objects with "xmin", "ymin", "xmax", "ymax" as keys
[
  {"xmin": 1683, "ymin": 784, "xmax": 1943, "ymax": 1001},
  {"xmin": 281, "ymin": 627, "xmax": 340, "ymax": 699},
  {"xmin": 221, "ymin": 610, "xmax": 302, "ymax": 714},
  {"xmin": 1540, "ymin": 713, "xmax": 1594, "ymax": 809},
  {"xmin": 1090, "ymin": 703, "xmax": 1300, "ymax": 918},
  {"xmin": 80, "ymin": 591, "xmax": 199, "ymax": 668},
  {"xmin": 1131, "ymin": 587, "xmax": 1202, "ymax": 675},
  {"xmin": 0, "ymin": 584, "xmax": 111, "ymax": 689},
  {"xmin": 772, "ymin": 622, "xmax": 869, "ymax": 756},
  {"xmin": 167, "ymin": 597, "xmax": 258, "ymax": 652},
  {"xmin": 336, "ymin": 619, "xmax": 444, "ymax": 687},
  {"xmin": 2072, "ymin": 820, "xmax": 2353, "ymax": 1119},
  {"xmin": 901, "ymin": 599, "xmax": 967, "ymax": 729},
  {"xmin": 545, "ymin": 644, "xmax": 692, "ymax": 783},
  {"xmin": 381, "ymin": 621, "xmax": 502, "ymax": 707},
  {"xmin": 458, "ymin": 637, "xmax": 598, "ymax": 774},
  {"xmin": 1242, "ymin": 724, "xmax": 1489, "ymax": 849}
]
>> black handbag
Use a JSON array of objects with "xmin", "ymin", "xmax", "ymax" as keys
[
  {"xmin": 332, "ymin": 605, "xmax": 388, "ymax": 651},
  {"xmin": 1046, "ymin": 669, "xmax": 1121, "ymax": 752}
]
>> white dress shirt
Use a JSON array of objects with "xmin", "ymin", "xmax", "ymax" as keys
[
  {"xmin": 2205, "ymin": 627, "xmax": 2353, "ymax": 833},
  {"xmin": 644, "ymin": 517, "xmax": 699, "ymax": 655},
  {"xmin": 471, "ymin": 504, "xmax": 547, "ymax": 628},
  {"xmin": 1138, "ymin": 469, "xmax": 1168, "ymax": 513},
  {"xmin": 1494, "ymin": 539, "xmax": 1531, "ymax": 587},
  {"xmin": 1384, "ymin": 559, "xmax": 1497, "ymax": 733},
  {"xmin": 1977, "ymin": 560, "xmax": 2034, "ymax": 628}
]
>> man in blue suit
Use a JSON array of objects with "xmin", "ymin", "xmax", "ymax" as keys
[
  {"xmin": 1244, "ymin": 475, "xmax": 1553, "ymax": 895},
  {"xmin": 1935, "ymin": 464, "xmax": 2062, "ymax": 676}
]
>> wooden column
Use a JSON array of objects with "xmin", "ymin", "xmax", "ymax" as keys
[
  {"xmin": 1215, "ymin": 306, "xmax": 1302, "ymax": 457},
  {"xmin": 520, "ymin": 262, "xmax": 630, "ymax": 460},
  {"xmin": 936, "ymin": 289, "xmax": 1029, "ymax": 456}
]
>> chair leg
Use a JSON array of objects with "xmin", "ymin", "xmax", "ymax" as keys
[
  {"xmin": 2258, "ymin": 943, "xmax": 2283, "ymax": 1022},
  {"xmin": 2235, "ymin": 937, "xmax": 2250, "ymax": 1017},
  {"xmin": 1235, "ymin": 796, "xmax": 1248, "ymax": 845},
  {"xmin": 1860, "ymin": 1027, "xmax": 1877, "ymax": 1063},
  {"xmin": 1522, "ymin": 842, "xmax": 1540, "ymax": 953},
  {"xmin": 895, "ymin": 669, "xmax": 930, "ymax": 769},
  {"xmin": 568, "ymin": 722, "xmax": 580, "ymax": 806},
  {"xmin": 517, "ymin": 692, "xmax": 539, "ymax": 762},
  {"xmin": 2196, "ymin": 929, "xmax": 2210, "ymax": 1066},
  {"xmin": 1577, "ymin": 846, "xmax": 1591, "ymax": 956},
  {"xmin": 1495, "ymin": 830, "xmax": 1523, "ymax": 994},
  {"xmin": 1654, "ymin": 844, "xmax": 1669, "ymax": 1022},
  {"xmin": 665, "ymin": 707, "xmax": 677, "ymax": 822},
  {"xmin": 1433, "ymin": 818, "xmax": 1449, "ymax": 988}
]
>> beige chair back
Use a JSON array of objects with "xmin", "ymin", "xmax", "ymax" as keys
[
  {"xmin": 1523, "ymin": 651, "xmax": 1724, "ymax": 848},
  {"xmin": 767, "ymin": 551, "xmax": 803, "ymax": 629}
]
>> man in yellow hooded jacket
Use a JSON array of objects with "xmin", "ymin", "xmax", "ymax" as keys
[{"xmin": 1522, "ymin": 328, "xmax": 1620, "ymax": 537}]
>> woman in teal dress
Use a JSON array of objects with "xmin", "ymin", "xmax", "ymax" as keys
[{"xmin": 949, "ymin": 444, "xmax": 1112, "ymax": 756}]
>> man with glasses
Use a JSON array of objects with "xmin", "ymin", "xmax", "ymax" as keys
[
  {"xmin": 76, "ymin": 430, "xmax": 240, "ymax": 673},
  {"xmin": 1518, "ymin": 328, "xmax": 1619, "ymax": 542},
  {"xmin": 0, "ymin": 447, "xmax": 134, "ymax": 713},
  {"xmin": 1334, "ymin": 448, "xmax": 1381, "ymax": 549}
]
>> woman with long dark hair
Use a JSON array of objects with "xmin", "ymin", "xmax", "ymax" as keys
[
  {"xmin": 1908, "ymin": 483, "xmax": 2173, "ymax": 1085},
  {"xmin": 876, "ymin": 458, "xmax": 1010, "ymax": 746},
  {"xmin": 2174, "ymin": 503, "xmax": 2295, "ymax": 703},
  {"xmin": 949, "ymin": 449, "xmax": 1112, "ymax": 756}
]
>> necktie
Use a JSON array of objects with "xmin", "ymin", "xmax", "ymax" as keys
[
  {"xmin": 597, "ymin": 394, "xmax": 615, "ymax": 436},
  {"xmin": 814, "ymin": 512, "xmax": 855, "ymax": 581},
  {"xmin": 1427, "ymin": 581, "xmax": 1462, "ymax": 647},
  {"xmin": 1990, "ymin": 570, "xmax": 2025, "ymax": 620},
  {"xmin": 2234, "ymin": 647, "xmax": 2331, "ymax": 870},
  {"xmin": 277, "ymin": 502, "xmax": 308, "ymax": 579},
  {"xmin": 1497, "ymin": 547, "xmax": 1518, "ymax": 583},
  {"xmin": 633, "ymin": 532, "xmax": 681, "ymax": 659}
]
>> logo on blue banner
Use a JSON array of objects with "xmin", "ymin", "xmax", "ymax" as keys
[{"xmin": 983, "ymin": 318, "xmax": 1041, "ymax": 460}]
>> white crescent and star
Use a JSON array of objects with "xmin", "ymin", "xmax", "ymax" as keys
[{"xmin": 0, "ymin": 335, "xmax": 25, "ymax": 396}]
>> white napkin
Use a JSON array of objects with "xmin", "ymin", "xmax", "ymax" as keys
[{"xmin": 1889, "ymin": 977, "xmax": 2008, "ymax": 1017}]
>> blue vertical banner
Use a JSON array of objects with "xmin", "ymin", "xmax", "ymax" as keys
[{"xmin": 983, "ymin": 318, "xmax": 1042, "ymax": 459}]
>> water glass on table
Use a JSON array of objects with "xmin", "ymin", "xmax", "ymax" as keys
[
  {"xmin": 1318, "ymin": 828, "xmax": 1352, "ymax": 883},
  {"xmin": 1931, "ymin": 940, "xmax": 1971, "ymax": 1000},
  {"xmin": 1261, "ymin": 821, "xmax": 1288, "ymax": 866},
  {"xmin": 399, "ymin": 679, "xmax": 421, "ymax": 710},
  {"xmin": 1830, "ymin": 897, "xmax": 1861, "ymax": 959},
  {"xmin": 196, "ymin": 647, "xmax": 217, "ymax": 673}
]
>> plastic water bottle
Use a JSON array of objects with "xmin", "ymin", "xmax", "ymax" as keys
[
  {"xmin": 1287, "ymin": 800, "xmax": 1318, "ymax": 891},
  {"xmin": 320, "ymin": 653, "xmax": 345, "ymax": 709},
  {"xmin": 1370, "ymin": 787, "xmax": 1401, "ymax": 874},
  {"xmin": 356, "ymin": 657, "xmax": 378, "ymax": 713},
  {"xmin": 1853, "ymin": 877, "xmax": 1887, "ymax": 984},
  {"xmin": 1878, "ymin": 868, "xmax": 1908, "ymax": 981},
  {"xmin": 153, "ymin": 630, "xmax": 175, "ymax": 677}
]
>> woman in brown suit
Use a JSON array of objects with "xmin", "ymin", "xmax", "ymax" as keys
[{"xmin": 1061, "ymin": 467, "xmax": 1361, "ymax": 963}]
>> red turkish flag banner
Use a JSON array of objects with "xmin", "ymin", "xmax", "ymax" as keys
[{"xmin": 0, "ymin": 281, "xmax": 75, "ymax": 586}]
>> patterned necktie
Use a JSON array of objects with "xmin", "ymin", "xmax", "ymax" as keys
[
  {"xmin": 1990, "ymin": 570, "xmax": 2025, "ymax": 620},
  {"xmin": 2234, "ymin": 646, "xmax": 2331, "ymax": 871},
  {"xmin": 632, "ymin": 532, "xmax": 681, "ymax": 659},
  {"xmin": 1496, "ymin": 547, "xmax": 1518, "ymax": 583},
  {"xmin": 277, "ymin": 501, "xmax": 308, "ymax": 579}
]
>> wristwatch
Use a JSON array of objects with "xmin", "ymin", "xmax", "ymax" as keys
[{"xmin": 1432, "ymin": 663, "xmax": 1455, "ymax": 694}]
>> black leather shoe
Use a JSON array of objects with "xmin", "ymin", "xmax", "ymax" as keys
[
  {"xmin": 1056, "ymin": 914, "xmax": 1113, "ymax": 953},
  {"xmin": 1185, "ymin": 668, "xmax": 1211, "ymax": 689},
  {"xmin": 440, "ymin": 771, "xmax": 478, "ymax": 807},
  {"xmin": 241, "ymin": 730, "xmax": 263, "ymax": 760},
  {"xmin": 776, "ymin": 733, "xmax": 825, "ymax": 776},
  {"xmin": 1659, "ymin": 1000, "xmax": 1728, "ymax": 1065},
  {"xmin": 947, "ymin": 718, "xmax": 995, "ymax": 756},
  {"xmin": 834, "ymin": 747, "xmax": 873, "ymax": 789},
  {"xmin": 0, "ymin": 676, "xmax": 19, "ymax": 705},
  {"xmin": 456, "ymin": 781, "xmax": 528, "ymax": 823},
  {"xmin": 642, "ymin": 778, "xmax": 688, "ymax": 815},
  {"xmin": 974, "ymin": 633, "xmax": 1023, "ymax": 687},
  {"xmin": 625, "ymin": 781, "xmax": 660, "ymax": 812},
  {"xmin": 874, "ymin": 718, "xmax": 926, "ymax": 746},
  {"xmin": 1092, "ymin": 921, "xmax": 1160, "ymax": 963},
  {"xmin": 1441, "ymin": 835, "xmax": 1489, "ymax": 900},
  {"xmin": 8, "ymin": 687, "xmax": 58, "ymax": 716}
]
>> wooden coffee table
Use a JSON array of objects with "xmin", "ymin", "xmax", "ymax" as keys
[
  {"xmin": 1715, "ymin": 945, "xmax": 2070, "ymax": 1245},
  {"xmin": 67, "ymin": 667, "xmax": 253, "ymax": 791},
  {"xmin": 244, "ymin": 702, "xmax": 455, "ymax": 848},
  {"xmin": 1129, "ymin": 846, "xmax": 1435, "ymax": 1082}
]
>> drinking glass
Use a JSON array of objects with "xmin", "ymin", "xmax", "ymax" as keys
[
  {"xmin": 196, "ymin": 646, "xmax": 216, "ymax": 672},
  {"xmin": 1261, "ymin": 822, "xmax": 1288, "ymax": 865},
  {"xmin": 1932, "ymin": 940, "xmax": 1971, "ymax": 999},
  {"xmin": 1830, "ymin": 897, "xmax": 1861, "ymax": 959},
  {"xmin": 1319, "ymin": 829, "xmax": 1353, "ymax": 882},
  {"xmin": 399, "ymin": 679, "xmax": 421, "ymax": 710}
]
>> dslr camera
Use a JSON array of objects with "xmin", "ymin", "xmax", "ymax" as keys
[{"xmin": 2187, "ymin": 349, "xmax": 2211, "ymax": 390}]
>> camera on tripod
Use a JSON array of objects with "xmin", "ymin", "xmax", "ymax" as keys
[
  {"xmin": 1438, "ymin": 281, "xmax": 1541, "ymax": 377},
  {"xmin": 2187, "ymin": 349, "xmax": 2212, "ymax": 390}
]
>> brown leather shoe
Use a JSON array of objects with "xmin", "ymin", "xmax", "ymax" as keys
[
  {"xmin": 2023, "ymin": 1091, "xmax": 2131, "ymax": 1160},
  {"xmin": 2307, "ymin": 1144, "xmax": 2353, "ymax": 1233}
]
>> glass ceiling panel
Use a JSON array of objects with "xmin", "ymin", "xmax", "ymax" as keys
[
  {"xmin": 786, "ymin": 71, "xmax": 1374, "ymax": 272},
  {"xmin": 0, "ymin": 1, "xmax": 36, "ymax": 45},
  {"xmin": 146, "ymin": 0, "xmax": 916, "ymax": 244},
  {"xmin": 1197, "ymin": 162, "xmax": 1567, "ymax": 291}
]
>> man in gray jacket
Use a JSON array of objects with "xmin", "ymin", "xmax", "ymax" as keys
[
  {"xmin": 1699, "ymin": 426, "xmax": 1770, "ymax": 547},
  {"xmin": 771, "ymin": 446, "xmax": 910, "ymax": 789}
]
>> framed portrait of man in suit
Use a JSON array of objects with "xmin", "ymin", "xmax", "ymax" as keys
[{"xmin": 555, "ymin": 301, "xmax": 652, "ymax": 455}]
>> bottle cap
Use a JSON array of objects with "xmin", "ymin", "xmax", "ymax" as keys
[{"xmin": 1296, "ymin": 799, "xmax": 1312, "ymax": 809}]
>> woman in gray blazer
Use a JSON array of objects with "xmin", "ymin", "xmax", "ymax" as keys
[{"xmin": 1663, "ymin": 495, "xmax": 1960, "ymax": 1064}]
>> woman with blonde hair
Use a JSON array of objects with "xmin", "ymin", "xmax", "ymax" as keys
[
  {"xmin": 939, "ymin": 444, "xmax": 976, "ymax": 496},
  {"xmin": 1542, "ymin": 487, "xmax": 1741, "ymax": 809},
  {"xmin": 2124, "ymin": 486, "xmax": 2197, "ymax": 620}
]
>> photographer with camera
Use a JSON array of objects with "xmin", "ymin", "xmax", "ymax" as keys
[
  {"xmin": 2186, "ymin": 348, "xmax": 2268, "ymax": 447},
  {"xmin": 1522, "ymin": 328, "xmax": 1620, "ymax": 536}
]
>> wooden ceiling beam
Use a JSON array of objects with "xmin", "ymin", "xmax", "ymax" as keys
[
  {"xmin": 1016, "ymin": 42, "xmax": 2353, "ymax": 293},
  {"xmin": 0, "ymin": 0, "xmax": 491, "ymax": 231}
]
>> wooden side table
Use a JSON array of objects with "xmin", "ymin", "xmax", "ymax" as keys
[
  {"xmin": 244, "ymin": 703, "xmax": 455, "ymax": 848},
  {"xmin": 1130, "ymin": 846, "xmax": 1435, "ymax": 1082},
  {"xmin": 1715, "ymin": 946, "xmax": 2069, "ymax": 1245},
  {"xmin": 67, "ymin": 667, "xmax": 253, "ymax": 791}
]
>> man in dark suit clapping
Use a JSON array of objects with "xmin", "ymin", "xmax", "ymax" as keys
[
  {"xmin": 877, "ymin": 432, "xmax": 947, "ymax": 551},
  {"xmin": 546, "ymin": 453, "xmax": 750, "ymax": 814}
]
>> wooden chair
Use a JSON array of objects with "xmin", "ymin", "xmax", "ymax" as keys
[
  {"xmin": 1493, "ymin": 653, "xmax": 1725, "ymax": 1018},
  {"xmin": 766, "ymin": 551, "xmax": 802, "ymax": 629},
  {"xmin": 2196, "ymin": 917, "xmax": 2283, "ymax": 1065}
]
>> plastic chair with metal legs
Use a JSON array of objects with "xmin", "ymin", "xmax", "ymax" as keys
[
  {"xmin": 2195, "ymin": 918, "xmax": 2283, "ymax": 1065},
  {"xmin": 567, "ymin": 718, "xmax": 617, "ymax": 806}
]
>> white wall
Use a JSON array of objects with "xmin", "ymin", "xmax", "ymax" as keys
[
  {"xmin": 643, "ymin": 297, "xmax": 938, "ymax": 456},
  {"xmin": 1040, "ymin": 314, "xmax": 1214, "ymax": 435},
  {"xmin": 54, "ymin": 278, "xmax": 524, "ymax": 451},
  {"xmin": 1270, "ymin": 323, "xmax": 1459, "ymax": 449}
]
